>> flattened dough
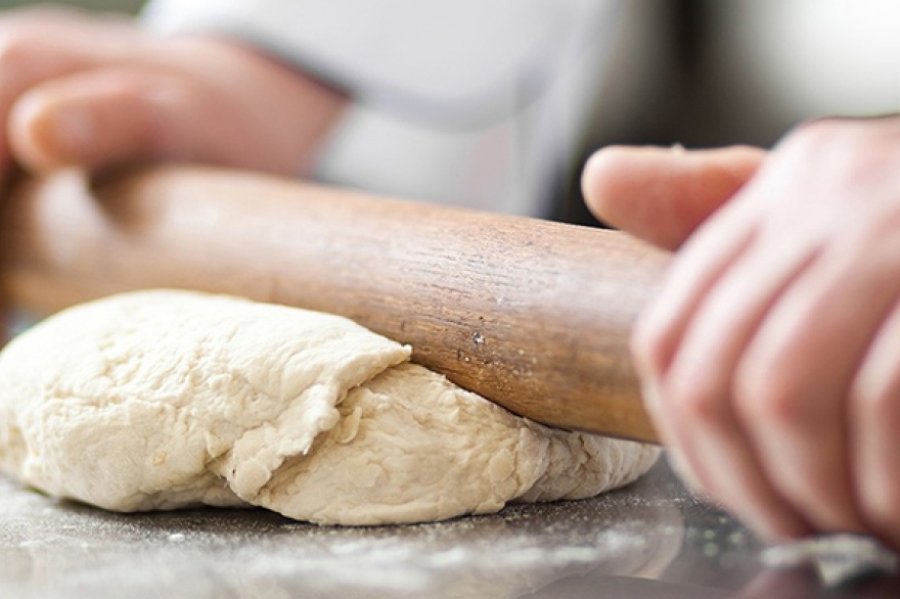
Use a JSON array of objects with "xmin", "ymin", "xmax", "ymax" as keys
[{"xmin": 0, "ymin": 291, "xmax": 658, "ymax": 525}]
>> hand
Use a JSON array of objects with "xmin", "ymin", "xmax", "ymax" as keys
[
  {"xmin": 0, "ymin": 6, "xmax": 343, "ymax": 344},
  {"xmin": 581, "ymin": 116, "xmax": 900, "ymax": 545},
  {"xmin": 0, "ymin": 5, "xmax": 343, "ymax": 179}
]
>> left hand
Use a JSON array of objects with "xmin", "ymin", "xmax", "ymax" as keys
[{"xmin": 581, "ymin": 116, "xmax": 900, "ymax": 545}]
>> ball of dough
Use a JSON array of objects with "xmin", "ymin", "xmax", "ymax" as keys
[{"xmin": 0, "ymin": 290, "xmax": 658, "ymax": 525}]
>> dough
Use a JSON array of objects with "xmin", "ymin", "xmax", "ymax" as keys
[{"xmin": 0, "ymin": 290, "xmax": 658, "ymax": 525}]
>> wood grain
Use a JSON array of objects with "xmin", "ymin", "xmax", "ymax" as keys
[{"xmin": 0, "ymin": 166, "xmax": 670, "ymax": 442}]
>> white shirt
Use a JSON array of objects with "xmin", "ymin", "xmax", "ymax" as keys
[{"xmin": 142, "ymin": 0, "xmax": 623, "ymax": 217}]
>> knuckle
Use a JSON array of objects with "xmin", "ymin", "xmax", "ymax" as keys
[
  {"xmin": 670, "ymin": 377, "xmax": 723, "ymax": 426},
  {"xmin": 786, "ymin": 117, "xmax": 849, "ymax": 149},
  {"xmin": 734, "ymin": 349, "xmax": 818, "ymax": 431},
  {"xmin": 780, "ymin": 117, "xmax": 896, "ymax": 185},
  {"xmin": 735, "ymin": 372, "xmax": 807, "ymax": 431},
  {"xmin": 778, "ymin": 118, "xmax": 871, "ymax": 173}
]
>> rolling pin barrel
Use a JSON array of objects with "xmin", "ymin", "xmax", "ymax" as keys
[{"xmin": 0, "ymin": 166, "xmax": 669, "ymax": 442}]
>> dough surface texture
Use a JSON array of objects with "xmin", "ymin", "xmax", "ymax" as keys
[{"xmin": 0, "ymin": 290, "xmax": 658, "ymax": 525}]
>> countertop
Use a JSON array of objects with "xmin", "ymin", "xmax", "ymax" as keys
[{"xmin": 1, "ymin": 459, "xmax": 897, "ymax": 598}]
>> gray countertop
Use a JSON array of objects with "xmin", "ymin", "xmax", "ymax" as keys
[{"xmin": 1, "ymin": 459, "xmax": 897, "ymax": 598}]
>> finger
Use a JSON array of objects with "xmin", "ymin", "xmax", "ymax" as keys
[
  {"xmin": 632, "ymin": 150, "xmax": 809, "ymax": 387},
  {"xmin": 657, "ymin": 227, "xmax": 822, "ymax": 538},
  {"xmin": 734, "ymin": 230, "xmax": 900, "ymax": 533},
  {"xmin": 851, "ymin": 297, "xmax": 900, "ymax": 545},
  {"xmin": 581, "ymin": 145, "xmax": 765, "ymax": 250},
  {"xmin": 633, "ymin": 189, "xmax": 798, "ymax": 537},
  {"xmin": 632, "ymin": 191, "xmax": 759, "ymax": 382},
  {"xmin": 0, "ymin": 23, "xmax": 141, "ymax": 171},
  {"xmin": 9, "ymin": 67, "xmax": 175, "ymax": 171},
  {"xmin": 10, "ymin": 66, "xmax": 236, "ymax": 172}
]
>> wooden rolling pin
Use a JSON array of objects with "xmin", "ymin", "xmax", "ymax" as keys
[{"xmin": 0, "ymin": 166, "xmax": 670, "ymax": 442}]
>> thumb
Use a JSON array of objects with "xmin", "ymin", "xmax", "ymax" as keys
[
  {"xmin": 8, "ymin": 66, "xmax": 234, "ymax": 173},
  {"xmin": 581, "ymin": 145, "xmax": 766, "ymax": 250}
]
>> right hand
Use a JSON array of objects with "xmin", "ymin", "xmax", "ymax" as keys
[
  {"xmin": 0, "ymin": 5, "xmax": 344, "ymax": 180},
  {"xmin": 581, "ymin": 120, "xmax": 900, "ymax": 545}
]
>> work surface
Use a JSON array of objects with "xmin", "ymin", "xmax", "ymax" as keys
[{"xmin": 1, "ymin": 460, "xmax": 896, "ymax": 598}]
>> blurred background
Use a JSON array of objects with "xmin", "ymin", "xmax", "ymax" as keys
[
  {"xmin": 0, "ymin": 0, "xmax": 143, "ymax": 12},
  {"xmin": 0, "ymin": 0, "xmax": 897, "ymax": 224}
]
